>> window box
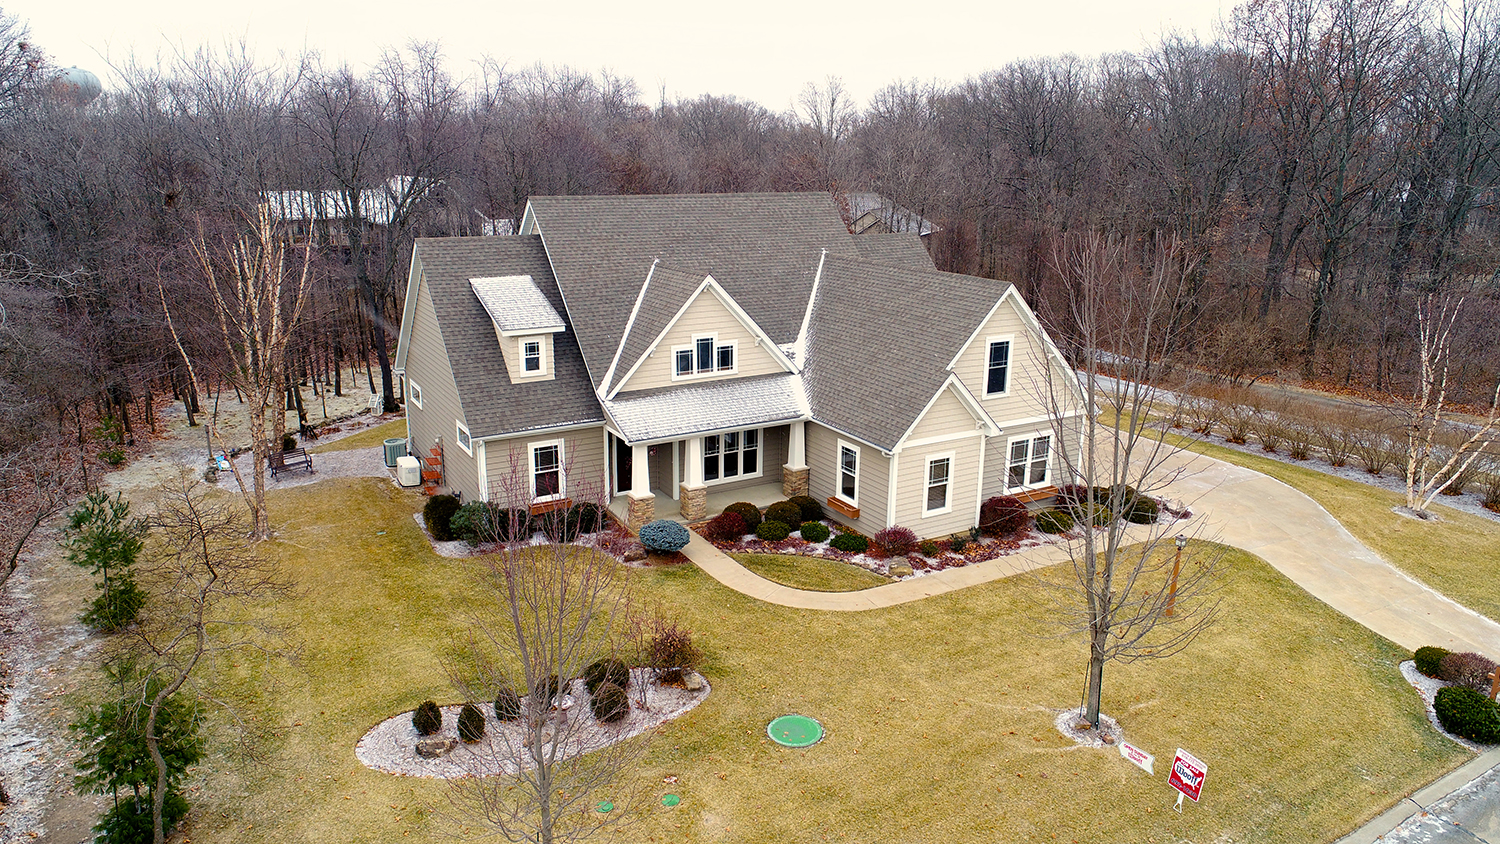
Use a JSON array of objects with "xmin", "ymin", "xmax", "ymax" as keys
[
  {"xmin": 529, "ymin": 497, "xmax": 572, "ymax": 516},
  {"xmin": 826, "ymin": 496, "xmax": 860, "ymax": 520}
]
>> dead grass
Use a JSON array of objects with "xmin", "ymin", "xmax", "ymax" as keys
[
  {"xmin": 729, "ymin": 552, "xmax": 889, "ymax": 592},
  {"xmin": 308, "ymin": 417, "xmax": 408, "ymax": 454},
  {"xmin": 1176, "ymin": 434, "xmax": 1500, "ymax": 623},
  {"xmin": 164, "ymin": 476, "xmax": 1469, "ymax": 844}
]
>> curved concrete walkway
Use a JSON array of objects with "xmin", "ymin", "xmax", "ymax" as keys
[{"xmin": 682, "ymin": 449, "xmax": 1500, "ymax": 655}]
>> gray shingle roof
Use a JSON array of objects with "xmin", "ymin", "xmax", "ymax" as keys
[
  {"xmin": 606, "ymin": 264, "xmax": 705, "ymax": 395},
  {"xmin": 527, "ymin": 193, "xmax": 859, "ymax": 391},
  {"xmin": 852, "ymin": 233, "xmax": 935, "ymax": 269},
  {"xmin": 845, "ymin": 192, "xmax": 938, "ymax": 236},
  {"xmin": 469, "ymin": 275, "xmax": 566, "ymax": 334},
  {"xmin": 603, "ymin": 373, "xmax": 804, "ymax": 443},
  {"xmin": 415, "ymin": 236, "xmax": 603, "ymax": 439},
  {"xmin": 803, "ymin": 255, "xmax": 1010, "ymax": 450}
]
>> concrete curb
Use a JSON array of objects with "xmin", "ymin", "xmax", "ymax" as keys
[{"xmin": 1333, "ymin": 747, "xmax": 1500, "ymax": 843}]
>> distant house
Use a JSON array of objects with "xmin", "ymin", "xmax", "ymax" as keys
[
  {"xmin": 264, "ymin": 175, "xmax": 440, "ymax": 244},
  {"xmin": 843, "ymin": 191, "xmax": 939, "ymax": 240},
  {"xmin": 393, "ymin": 192, "xmax": 1082, "ymax": 538}
]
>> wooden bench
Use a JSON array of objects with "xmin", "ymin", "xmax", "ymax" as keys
[{"xmin": 270, "ymin": 447, "xmax": 315, "ymax": 479}]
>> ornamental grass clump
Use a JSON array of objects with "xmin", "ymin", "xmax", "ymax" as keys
[
  {"xmin": 756, "ymin": 520, "xmax": 790, "ymax": 541},
  {"xmin": 457, "ymin": 703, "xmax": 486, "ymax": 742},
  {"xmin": 723, "ymin": 502, "xmax": 762, "ymax": 531},
  {"xmin": 412, "ymin": 700, "xmax": 443, "ymax": 736},
  {"xmin": 799, "ymin": 521, "xmax": 830, "ymax": 542},
  {"xmin": 639, "ymin": 519, "xmax": 691, "ymax": 553},
  {"xmin": 648, "ymin": 620, "xmax": 701, "ymax": 684},
  {"xmin": 873, "ymin": 526, "xmax": 918, "ymax": 556}
]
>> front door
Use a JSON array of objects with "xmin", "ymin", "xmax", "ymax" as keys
[{"xmin": 614, "ymin": 435, "xmax": 633, "ymax": 496}]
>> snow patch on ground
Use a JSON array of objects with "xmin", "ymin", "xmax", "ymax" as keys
[
  {"xmin": 1054, "ymin": 707, "xmax": 1125, "ymax": 749},
  {"xmin": 1400, "ymin": 660, "xmax": 1490, "ymax": 752}
]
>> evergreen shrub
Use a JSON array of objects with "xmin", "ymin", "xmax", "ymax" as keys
[
  {"xmin": 423, "ymin": 495, "xmax": 462, "ymax": 541},
  {"xmin": 590, "ymin": 682, "xmax": 630, "ymax": 723},
  {"xmin": 493, "ymin": 687, "xmax": 521, "ymax": 721},
  {"xmin": 457, "ymin": 703, "xmax": 485, "ymax": 742},
  {"xmin": 1035, "ymin": 508, "xmax": 1075, "ymax": 534},
  {"xmin": 723, "ymin": 502, "xmax": 762, "ymax": 531},
  {"xmin": 584, "ymin": 657, "xmax": 631, "ymax": 694},
  {"xmin": 829, "ymin": 532, "xmax": 868, "ymax": 553},
  {"xmin": 788, "ymin": 495, "xmax": 825, "ymax": 522},
  {"xmin": 756, "ymin": 520, "xmax": 790, "ymax": 541},
  {"xmin": 1415, "ymin": 646, "xmax": 1451, "ymax": 679},
  {"xmin": 639, "ymin": 519, "xmax": 691, "ymax": 553},
  {"xmin": 765, "ymin": 501, "xmax": 802, "ymax": 529},
  {"xmin": 412, "ymin": 700, "xmax": 443, "ymax": 736},
  {"xmin": 798, "ymin": 521, "xmax": 830, "ymax": 542},
  {"xmin": 1434, "ymin": 686, "xmax": 1500, "ymax": 743}
]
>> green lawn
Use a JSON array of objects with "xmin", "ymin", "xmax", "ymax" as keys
[
  {"xmin": 1177, "ymin": 434, "xmax": 1500, "ymax": 623},
  {"xmin": 729, "ymin": 552, "xmax": 890, "ymax": 592},
  {"xmin": 308, "ymin": 417, "xmax": 408, "ymax": 454},
  {"xmin": 168, "ymin": 477, "xmax": 1467, "ymax": 844}
]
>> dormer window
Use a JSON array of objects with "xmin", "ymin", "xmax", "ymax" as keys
[
  {"xmin": 522, "ymin": 338, "xmax": 543, "ymax": 374},
  {"xmin": 673, "ymin": 334, "xmax": 736, "ymax": 379}
]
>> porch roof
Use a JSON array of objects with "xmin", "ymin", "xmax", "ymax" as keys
[{"xmin": 603, "ymin": 372, "xmax": 805, "ymax": 443}]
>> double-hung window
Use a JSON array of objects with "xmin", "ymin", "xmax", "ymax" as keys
[
  {"xmin": 925, "ymin": 454, "xmax": 953, "ymax": 515},
  {"xmin": 702, "ymin": 428, "xmax": 759, "ymax": 483},
  {"xmin": 522, "ymin": 339, "xmax": 543, "ymax": 374},
  {"xmin": 837, "ymin": 441, "xmax": 859, "ymax": 505},
  {"xmin": 532, "ymin": 440, "xmax": 563, "ymax": 500},
  {"xmin": 985, "ymin": 338, "xmax": 1011, "ymax": 396},
  {"xmin": 673, "ymin": 334, "xmax": 736, "ymax": 378},
  {"xmin": 1007, "ymin": 434, "xmax": 1051, "ymax": 490}
]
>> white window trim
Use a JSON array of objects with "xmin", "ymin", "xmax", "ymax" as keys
[
  {"xmin": 983, "ymin": 335, "xmax": 1014, "ymax": 399},
  {"xmin": 408, "ymin": 380, "xmax": 423, "ymax": 409},
  {"xmin": 670, "ymin": 333, "xmax": 739, "ymax": 381},
  {"xmin": 530, "ymin": 438, "xmax": 566, "ymax": 502},
  {"xmin": 518, "ymin": 336, "xmax": 547, "ymax": 377},
  {"xmin": 701, "ymin": 427, "xmax": 763, "ymax": 486},
  {"xmin": 1005, "ymin": 433, "xmax": 1052, "ymax": 492},
  {"xmin": 923, "ymin": 451, "xmax": 955, "ymax": 517},
  {"xmin": 836, "ymin": 439, "xmax": 860, "ymax": 507},
  {"xmin": 455, "ymin": 420, "xmax": 473, "ymax": 456}
]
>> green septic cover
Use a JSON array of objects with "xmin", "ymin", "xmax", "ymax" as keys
[
  {"xmin": 661, "ymin": 794, "xmax": 680, "ymax": 807},
  {"xmin": 767, "ymin": 715, "xmax": 824, "ymax": 747},
  {"xmin": 595, "ymin": 801, "xmax": 613, "ymax": 813}
]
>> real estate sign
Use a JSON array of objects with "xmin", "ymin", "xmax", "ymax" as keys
[
  {"xmin": 1168, "ymin": 748, "xmax": 1207, "ymax": 802},
  {"xmin": 1119, "ymin": 741, "xmax": 1154, "ymax": 775}
]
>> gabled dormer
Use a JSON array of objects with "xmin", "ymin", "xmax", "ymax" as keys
[{"xmin": 470, "ymin": 275, "xmax": 567, "ymax": 384}]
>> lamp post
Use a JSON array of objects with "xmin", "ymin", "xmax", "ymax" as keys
[
  {"xmin": 1166, "ymin": 535, "xmax": 1187, "ymax": 617},
  {"xmin": 1489, "ymin": 668, "xmax": 1499, "ymax": 703}
]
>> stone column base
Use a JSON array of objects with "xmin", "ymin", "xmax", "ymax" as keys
[
  {"xmin": 678, "ymin": 484, "xmax": 708, "ymax": 521},
  {"xmin": 782, "ymin": 465, "xmax": 809, "ymax": 498},
  {"xmin": 626, "ymin": 495, "xmax": 655, "ymax": 532}
]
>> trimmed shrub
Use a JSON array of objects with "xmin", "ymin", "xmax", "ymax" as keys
[
  {"xmin": 493, "ymin": 687, "xmax": 521, "ymax": 721},
  {"xmin": 457, "ymin": 703, "xmax": 486, "ymax": 742},
  {"xmin": 873, "ymin": 526, "xmax": 918, "ymax": 556},
  {"xmin": 919, "ymin": 540, "xmax": 940, "ymax": 557},
  {"xmin": 1415, "ymin": 646, "xmax": 1452, "ymax": 679},
  {"xmin": 756, "ymin": 520, "xmax": 790, "ymax": 541},
  {"xmin": 1110, "ymin": 486, "xmax": 1160, "ymax": 524},
  {"xmin": 590, "ymin": 681, "xmax": 631, "ymax": 723},
  {"xmin": 1434, "ymin": 686, "xmax": 1500, "ymax": 743},
  {"xmin": 459, "ymin": 506, "xmax": 532, "ymax": 543},
  {"xmin": 765, "ymin": 501, "xmax": 802, "ymax": 529},
  {"xmin": 639, "ymin": 519, "xmax": 691, "ymax": 553},
  {"xmin": 1440, "ymin": 652, "xmax": 1499, "ymax": 694},
  {"xmin": 567, "ymin": 501, "xmax": 605, "ymax": 535},
  {"xmin": 978, "ymin": 496, "xmax": 1030, "ymax": 536},
  {"xmin": 702, "ymin": 511, "xmax": 747, "ymax": 543},
  {"xmin": 723, "ymin": 502, "xmax": 762, "ymax": 531},
  {"xmin": 788, "ymin": 495, "xmax": 825, "ymax": 522},
  {"xmin": 584, "ymin": 657, "xmax": 631, "ymax": 694},
  {"xmin": 412, "ymin": 700, "xmax": 443, "ymax": 736},
  {"xmin": 799, "ymin": 521, "xmax": 830, "ymax": 542},
  {"xmin": 449, "ymin": 501, "xmax": 486, "ymax": 543},
  {"xmin": 830, "ymin": 532, "xmax": 869, "ymax": 553},
  {"xmin": 531, "ymin": 674, "xmax": 564, "ymax": 705},
  {"xmin": 423, "ymin": 494, "xmax": 463, "ymax": 541},
  {"xmin": 1035, "ymin": 508, "xmax": 1074, "ymax": 534}
]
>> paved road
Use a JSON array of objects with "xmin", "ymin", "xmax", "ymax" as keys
[{"xmin": 1336, "ymin": 748, "xmax": 1500, "ymax": 843}]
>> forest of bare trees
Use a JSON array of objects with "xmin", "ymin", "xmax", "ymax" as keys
[{"xmin": 1, "ymin": 0, "xmax": 1498, "ymax": 510}]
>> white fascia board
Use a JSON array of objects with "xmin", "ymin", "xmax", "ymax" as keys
[
  {"xmin": 394, "ymin": 246, "xmax": 424, "ymax": 373},
  {"xmin": 807, "ymin": 418, "xmax": 893, "ymax": 458},
  {"xmin": 793, "ymin": 250, "xmax": 827, "ymax": 367},
  {"xmin": 998, "ymin": 408, "xmax": 1088, "ymax": 429},
  {"xmin": 891, "ymin": 374, "xmax": 1001, "ymax": 454},
  {"xmin": 473, "ymin": 419, "xmax": 604, "ymax": 444},
  {"xmin": 1002, "ymin": 286, "xmax": 1087, "ymax": 403},
  {"xmin": 614, "ymin": 415, "xmax": 811, "ymax": 448},
  {"xmin": 600, "ymin": 259, "xmax": 659, "ymax": 396},
  {"xmin": 945, "ymin": 297, "xmax": 1007, "ymax": 372},
  {"xmin": 518, "ymin": 201, "xmax": 538, "ymax": 235}
]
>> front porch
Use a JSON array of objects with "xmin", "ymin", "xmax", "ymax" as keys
[{"xmin": 608, "ymin": 480, "xmax": 787, "ymax": 527}]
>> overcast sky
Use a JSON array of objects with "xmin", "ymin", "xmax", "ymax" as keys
[{"xmin": 21, "ymin": 0, "xmax": 1230, "ymax": 110}]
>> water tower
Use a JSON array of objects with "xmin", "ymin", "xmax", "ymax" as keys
[{"xmin": 51, "ymin": 66, "xmax": 101, "ymax": 106}]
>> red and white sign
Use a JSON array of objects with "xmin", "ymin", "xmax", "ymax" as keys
[
  {"xmin": 1119, "ymin": 741, "xmax": 1154, "ymax": 775},
  {"xmin": 1168, "ymin": 748, "xmax": 1207, "ymax": 802}
]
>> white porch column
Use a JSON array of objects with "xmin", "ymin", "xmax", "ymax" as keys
[
  {"xmin": 786, "ymin": 420, "xmax": 807, "ymax": 469},
  {"xmin": 630, "ymin": 443, "xmax": 651, "ymax": 498},
  {"xmin": 679, "ymin": 436, "xmax": 708, "ymax": 521},
  {"xmin": 685, "ymin": 436, "xmax": 704, "ymax": 487}
]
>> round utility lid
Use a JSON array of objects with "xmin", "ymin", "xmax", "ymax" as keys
[{"xmin": 767, "ymin": 714, "xmax": 824, "ymax": 748}]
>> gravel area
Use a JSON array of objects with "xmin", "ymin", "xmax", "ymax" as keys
[{"xmin": 355, "ymin": 671, "xmax": 710, "ymax": 778}]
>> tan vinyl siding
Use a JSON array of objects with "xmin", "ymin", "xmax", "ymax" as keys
[
  {"xmin": 895, "ymin": 437, "xmax": 983, "ymax": 539},
  {"xmin": 905, "ymin": 386, "xmax": 980, "ymax": 444},
  {"xmin": 617, "ymin": 289, "xmax": 785, "ymax": 393},
  {"xmin": 480, "ymin": 427, "xmax": 608, "ymax": 503},
  {"xmin": 806, "ymin": 422, "xmax": 889, "ymax": 537},
  {"xmin": 981, "ymin": 420, "xmax": 1072, "ymax": 499},
  {"xmin": 497, "ymin": 331, "xmax": 556, "ymax": 384},
  {"xmin": 953, "ymin": 297, "xmax": 1072, "ymax": 424},
  {"xmin": 403, "ymin": 264, "xmax": 479, "ymax": 499}
]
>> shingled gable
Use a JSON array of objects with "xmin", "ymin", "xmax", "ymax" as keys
[
  {"xmin": 606, "ymin": 270, "xmax": 797, "ymax": 400},
  {"xmin": 802, "ymin": 254, "xmax": 1013, "ymax": 451},
  {"xmin": 600, "ymin": 263, "xmax": 707, "ymax": 396},
  {"xmin": 522, "ymin": 192, "xmax": 859, "ymax": 391},
  {"xmin": 399, "ymin": 236, "xmax": 602, "ymax": 439}
]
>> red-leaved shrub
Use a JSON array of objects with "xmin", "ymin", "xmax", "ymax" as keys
[
  {"xmin": 1440, "ymin": 651, "xmax": 1499, "ymax": 694},
  {"xmin": 979, "ymin": 495, "xmax": 1030, "ymax": 536},
  {"xmin": 873, "ymin": 526, "xmax": 918, "ymax": 557},
  {"xmin": 701, "ymin": 511, "xmax": 747, "ymax": 543}
]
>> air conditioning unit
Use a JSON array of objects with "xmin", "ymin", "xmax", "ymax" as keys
[{"xmin": 396, "ymin": 455, "xmax": 421, "ymax": 487}]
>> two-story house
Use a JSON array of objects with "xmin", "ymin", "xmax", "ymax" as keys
[{"xmin": 393, "ymin": 192, "xmax": 1084, "ymax": 538}]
